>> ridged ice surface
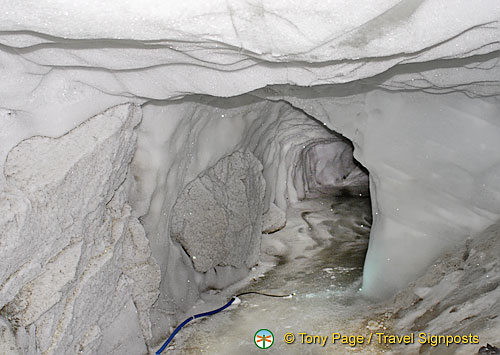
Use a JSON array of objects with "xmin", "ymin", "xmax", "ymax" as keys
[{"xmin": 0, "ymin": 1, "xmax": 499, "ymax": 182}]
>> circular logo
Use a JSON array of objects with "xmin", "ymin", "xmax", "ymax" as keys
[{"xmin": 254, "ymin": 329, "xmax": 274, "ymax": 349}]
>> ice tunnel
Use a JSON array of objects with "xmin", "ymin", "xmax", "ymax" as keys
[{"xmin": 1, "ymin": 1, "xmax": 500, "ymax": 354}]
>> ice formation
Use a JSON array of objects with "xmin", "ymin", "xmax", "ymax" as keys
[
  {"xmin": 0, "ymin": 0, "xmax": 499, "ymax": 353},
  {"xmin": 391, "ymin": 220, "xmax": 500, "ymax": 354}
]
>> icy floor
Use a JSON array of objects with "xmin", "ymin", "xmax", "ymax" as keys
[{"xmin": 162, "ymin": 196, "xmax": 391, "ymax": 354}]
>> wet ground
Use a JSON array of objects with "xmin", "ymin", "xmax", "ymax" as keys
[{"xmin": 164, "ymin": 196, "xmax": 391, "ymax": 354}]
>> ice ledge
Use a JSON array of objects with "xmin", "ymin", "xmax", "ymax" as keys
[
  {"xmin": 1, "ymin": 0, "xmax": 499, "ymax": 61},
  {"xmin": 0, "ymin": 2, "xmax": 499, "ymax": 129}
]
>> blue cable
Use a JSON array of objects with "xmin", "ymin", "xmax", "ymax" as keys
[
  {"xmin": 155, "ymin": 291, "xmax": 294, "ymax": 354},
  {"xmin": 155, "ymin": 297, "xmax": 236, "ymax": 354}
]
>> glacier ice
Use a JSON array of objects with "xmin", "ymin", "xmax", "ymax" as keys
[
  {"xmin": 390, "ymin": 220, "xmax": 500, "ymax": 354},
  {"xmin": 0, "ymin": 1, "xmax": 499, "ymax": 353},
  {"xmin": 1, "ymin": 104, "xmax": 160, "ymax": 354},
  {"xmin": 170, "ymin": 150, "xmax": 265, "ymax": 273}
]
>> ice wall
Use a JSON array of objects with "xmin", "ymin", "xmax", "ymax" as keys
[
  {"xmin": 0, "ymin": 105, "xmax": 160, "ymax": 354},
  {"xmin": 0, "ymin": 1, "xmax": 499, "ymax": 353},
  {"xmin": 299, "ymin": 139, "xmax": 368, "ymax": 198},
  {"xmin": 391, "ymin": 220, "xmax": 500, "ymax": 354},
  {"xmin": 1, "ymin": 0, "xmax": 499, "ymax": 139},
  {"xmin": 130, "ymin": 97, "xmax": 360, "ymax": 343},
  {"xmin": 255, "ymin": 86, "xmax": 500, "ymax": 298}
]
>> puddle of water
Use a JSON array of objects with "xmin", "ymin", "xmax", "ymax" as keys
[{"xmin": 165, "ymin": 196, "xmax": 390, "ymax": 354}]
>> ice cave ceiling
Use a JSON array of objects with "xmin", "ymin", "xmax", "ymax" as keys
[{"xmin": 0, "ymin": 1, "xmax": 500, "ymax": 354}]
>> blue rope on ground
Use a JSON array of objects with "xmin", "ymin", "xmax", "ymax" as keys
[{"xmin": 155, "ymin": 297, "xmax": 236, "ymax": 354}]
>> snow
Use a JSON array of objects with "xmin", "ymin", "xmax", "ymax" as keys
[
  {"xmin": 0, "ymin": 1, "xmax": 499, "ymax": 354},
  {"xmin": 0, "ymin": 1, "xmax": 498, "ymax": 184}
]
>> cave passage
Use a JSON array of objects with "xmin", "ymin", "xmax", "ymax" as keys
[
  {"xmin": 1, "ymin": 5, "xmax": 499, "ymax": 354},
  {"xmin": 146, "ymin": 97, "xmax": 379, "ymax": 353},
  {"xmin": 167, "ymin": 196, "xmax": 379, "ymax": 355}
]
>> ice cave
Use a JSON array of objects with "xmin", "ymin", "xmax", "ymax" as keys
[{"xmin": 0, "ymin": 1, "xmax": 499, "ymax": 354}]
